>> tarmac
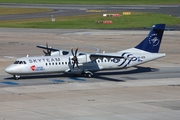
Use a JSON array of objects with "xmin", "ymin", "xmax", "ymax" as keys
[
  {"xmin": 0, "ymin": 78, "xmax": 180, "ymax": 120},
  {"xmin": 0, "ymin": 29, "xmax": 180, "ymax": 119}
]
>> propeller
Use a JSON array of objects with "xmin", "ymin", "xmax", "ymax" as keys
[
  {"xmin": 43, "ymin": 43, "xmax": 52, "ymax": 56},
  {"xmin": 71, "ymin": 48, "xmax": 80, "ymax": 69}
]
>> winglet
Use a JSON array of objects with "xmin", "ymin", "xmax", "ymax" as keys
[{"xmin": 135, "ymin": 24, "xmax": 165, "ymax": 53}]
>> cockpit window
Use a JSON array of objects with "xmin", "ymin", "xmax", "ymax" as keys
[
  {"xmin": 14, "ymin": 61, "xmax": 27, "ymax": 64},
  {"xmin": 14, "ymin": 61, "xmax": 19, "ymax": 64}
]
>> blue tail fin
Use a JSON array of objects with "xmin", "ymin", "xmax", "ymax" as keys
[{"xmin": 135, "ymin": 24, "xmax": 165, "ymax": 53}]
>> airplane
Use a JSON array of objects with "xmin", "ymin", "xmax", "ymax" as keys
[{"xmin": 5, "ymin": 24, "xmax": 166, "ymax": 80}]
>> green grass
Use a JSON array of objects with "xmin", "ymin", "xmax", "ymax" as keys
[
  {"xmin": 0, "ymin": 0, "xmax": 179, "ymax": 29},
  {"xmin": 0, "ymin": 12, "xmax": 179, "ymax": 29},
  {"xmin": 0, "ymin": 0, "xmax": 180, "ymax": 4}
]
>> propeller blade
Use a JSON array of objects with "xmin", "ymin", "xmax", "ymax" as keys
[
  {"xmin": 47, "ymin": 49, "xmax": 51, "ymax": 56},
  {"xmin": 75, "ymin": 48, "xmax": 78, "ymax": 56},
  {"xmin": 43, "ymin": 50, "xmax": 48, "ymax": 56},
  {"xmin": 71, "ymin": 48, "xmax": 75, "ymax": 56},
  {"xmin": 75, "ymin": 60, "xmax": 80, "ymax": 69},
  {"xmin": 46, "ymin": 43, "xmax": 48, "ymax": 48},
  {"xmin": 70, "ymin": 48, "xmax": 80, "ymax": 70},
  {"xmin": 72, "ymin": 61, "xmax": 75, "ymax": 69},
  {"xmin": 41, "ymin": 43, "xmax": 51, "ymax": 56}
]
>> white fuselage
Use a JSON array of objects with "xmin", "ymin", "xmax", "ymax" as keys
[{"xmin": 5, "ymin": 48, "xmax": 165, "ymax": 76}]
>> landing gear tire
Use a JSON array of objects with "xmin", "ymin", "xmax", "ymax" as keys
[
  {"xmin": 13, "ymin": 75, "xmax": 20, "ymax": 80},
  {"xmin": 85, "ymin": 73, "xmax": 92, "ymax": 78}
]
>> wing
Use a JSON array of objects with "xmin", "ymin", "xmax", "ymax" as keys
[
  {"xmin": 89, "ymin": 53, "xmax": 125, "ymax": 61},
  {"xmin": 36, "ymin": 45, "xmax": 59, "ymax": 52}
]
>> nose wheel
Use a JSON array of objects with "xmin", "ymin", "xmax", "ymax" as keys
[{"xmin": 13, "ymin": 75, "xmax": 20, "ymax": 80}]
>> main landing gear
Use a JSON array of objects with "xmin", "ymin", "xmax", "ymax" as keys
[
  {"xmin": 85, "ymin": 73, "xmax": 92, "ymax": 78},
  {"xmin": 83, "ymin": 71, "xmax": 93, "ymax": 78},
  {"xmin": 13, "ymin": 75, "xmax": 20, "ymax": 80}
]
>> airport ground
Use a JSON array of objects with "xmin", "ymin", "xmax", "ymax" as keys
[
  {"xmin": 0, "ymin": 29, "xmax": 180, "ymax": 119},
  {"xmin": 0, "ymin": 2, "xmax": 180, "ymax": 120}
]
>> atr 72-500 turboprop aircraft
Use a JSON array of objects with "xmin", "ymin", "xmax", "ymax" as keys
[{"xmin": 5, "ymin": 24, "xmax": 166, "ymax": 80}]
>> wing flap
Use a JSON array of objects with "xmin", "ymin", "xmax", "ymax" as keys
[{"xmin": 90, "ymin": 54, "xmax": 125, "ymax": 61}]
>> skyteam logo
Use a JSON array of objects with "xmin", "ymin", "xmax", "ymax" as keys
[
  {"xmin": 30, "ymin": 65, "xmax": 45, "ymax": 71},
  {"xmin": 149, "ymin": 33, "xmax": 159, "ymax": 46},
  {"xmin": 117, "ymin": 53, "xmax": 137, "ymax": 68}
]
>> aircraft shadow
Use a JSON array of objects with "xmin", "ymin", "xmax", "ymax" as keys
[
  {"xmin": 95, "ymin": 66, "xmax": 158, "ymax": 76},
  {"xmin": 92, "ymin": 66, "xmax": 159, "ymax": 82},
  {"xmin": 4, "ymin": 73, "xmax": 71, "ymax": 80},
  {"xmin": 4, "ymin": 66, "xmax": 159, "ymax": 82}
]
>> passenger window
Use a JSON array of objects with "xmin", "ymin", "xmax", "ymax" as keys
[
  {"xmin": 52, "ymin": 63, "xmax": 54, "ymax": 65},
  {"xmin": 46, "ymin": 63, "xmax": 47, "ymax": 66},
  {"xmin": 49, "ymin": 63, "xmax": 51, "ymax": 65},
  {"xmin": 65, "ymin": 62, "xmax": 67, "ymax": 64},
  {"xmin": 62, "ymin": 62, "xmax": 64, "ymax": 65}
]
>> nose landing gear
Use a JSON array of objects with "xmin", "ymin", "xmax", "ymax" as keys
[{"xmin": 13, "ymin": 75, "xmax": 20, "ymax": 80}]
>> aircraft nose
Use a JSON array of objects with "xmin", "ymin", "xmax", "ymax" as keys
[{"xmin": 5, "ymin": 66, "xmax": 14, "ymax": 74}]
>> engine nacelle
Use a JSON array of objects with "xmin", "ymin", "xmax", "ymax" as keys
[
  {"xmin": 77, "ymin": 54, "xmax": 92, "ymax": 64},
  {"xmin": 51, "ymin": 51, "xmax": 61, "ymax": 56},
  {"xmin": 51, "ymin": 50, "xmax": 70, "ymax": 56},
  {"xmin": 65, "ymin": 69, "xmax": 83, "ymax": 75}
]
